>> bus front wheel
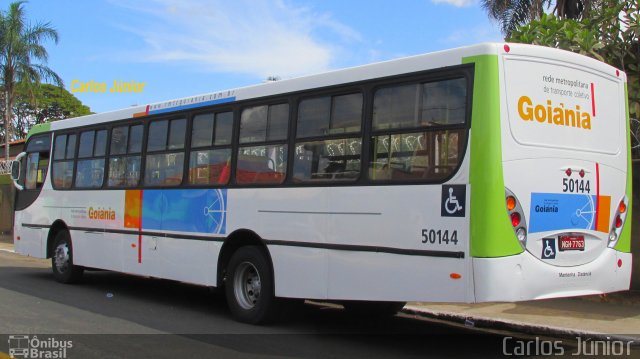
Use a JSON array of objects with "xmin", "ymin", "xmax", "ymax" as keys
[
  {"xmin": 224, "ymin": 246, "xmax": 278, "ymax": 324},
  {"xmin": 51, "ymin": 231, "xmax": 84, "ymax": 284}
]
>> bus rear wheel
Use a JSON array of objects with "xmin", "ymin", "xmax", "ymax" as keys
[
  {"xmin": 51, "ymin": 231, "xmax": 84, "ymax": 284},
  {"xmin": 225, "ymin": 246, "xmax": 278, "ymax": 324}
]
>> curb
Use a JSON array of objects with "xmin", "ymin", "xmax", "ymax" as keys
[{"xmin": 401, "ymin": 305, "xmax": 640, "ymax": 345}]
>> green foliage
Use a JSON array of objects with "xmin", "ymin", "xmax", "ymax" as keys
[
  {"xmin": 482, "ymin": 0, "xmax": 596, "ymax": 37},
  {"xmin": 0, "ymin": 1, "xmax": 62, "ymax": 158},
  {"xmin": 6, "ymin": 84, "xmax": 91, "ymax": 138},
  {"xmin": 508, "ymin": 1, "xmax": 640, "ymax": 123}
]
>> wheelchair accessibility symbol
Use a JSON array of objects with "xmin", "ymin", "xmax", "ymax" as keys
[
  {"xmin": 542, "ymin": 237, "xmax": 556, "ymax": 259},
  {"xmin": 441, "ymin": 185, "xmax": 466, "ymax": 217}
]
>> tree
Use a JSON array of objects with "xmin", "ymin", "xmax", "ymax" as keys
[
  {"xmin": 0, "ymin": 1, "xmax": 62, "ymax": 160},
  {"xmin": 6, "ymin": 84, "xmax": 91, "ymax": 139},
  {"xmin": 482, "ymin": 0, "xmax": 599, "ymax": 36},
  {"xmin": 507, "ymin": 1, "xmax": 639, "ymax": 154}
]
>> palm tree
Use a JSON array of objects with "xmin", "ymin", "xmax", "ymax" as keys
[
  {"xmin": 482, "ymin": 0, "xmax": 594, "ymax": 36},
  {"xmin": 0, "ymin": 1, "xmax": 62, "ymax": 160}
]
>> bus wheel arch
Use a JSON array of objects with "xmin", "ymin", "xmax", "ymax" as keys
[
  {"xmin": 217, "ymin": 229, "xmax": 273, "ymax": 288},
  {"xmin": 218, "ymin": 229, "xmax": 279, "ymax": 324},
  {"xmin": 48, "ymin": 222, "xmax": 84, "ymax": 283},
  {"xmin": 46, "ymin": 220, "xmax": 70, "ymax": 259}
]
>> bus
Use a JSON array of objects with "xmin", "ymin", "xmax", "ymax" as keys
[{"xmin": 9, "ymin": 43, "xmax": 632, "ymax": 324}]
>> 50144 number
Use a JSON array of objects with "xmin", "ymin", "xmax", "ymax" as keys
[
  {"xmin": 562, "ymin": 178, "xmax": 590, "ymax": 193},
  {"xmin": 421, "ymin": 229, "xmax": 458, "ymax": 245}
]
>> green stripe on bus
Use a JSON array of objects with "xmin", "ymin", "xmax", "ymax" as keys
[
  {"xmin": 26, "ymin": 122, "xmax": 51, "ymax": 139},
  {"xmin": 615, "ymin": 83, "xmax": 632, "ymax": 253},
  {"xmin": 463, "ymin": 54, "xmax": 524, "ymax": 258}
]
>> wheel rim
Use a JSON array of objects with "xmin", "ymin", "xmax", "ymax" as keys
[
  {"xmin": 233, "ymin": 261, "xmax": 261, "ymax": 310},
  {"xmin": 54, "ymin": 242, "xmax": 70, "ymax": 273}
]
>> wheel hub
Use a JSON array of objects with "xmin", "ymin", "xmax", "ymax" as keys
[
  {"xmin": 54, "ymin": 243, "xmax": 69, "ymax": 273},
  {"xmin": 233, "ymin": 262, "xmax": 261, "ymax": 310}
]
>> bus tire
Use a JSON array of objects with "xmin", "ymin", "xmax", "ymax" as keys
[
  {"xmin": 51, "ymin": 230, "xmax": 84, "ymax": 284},
  {"xmin": 225, "ymin": 246, "xmax": 278, "ymax": 324},
  {"xmin": 342, "ymin": 301, "xmax": 406, "ymax": 317}
]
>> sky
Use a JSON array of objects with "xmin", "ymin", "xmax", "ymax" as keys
[{"xmin": 23, "ymin": 0, "xmax": 504, "ymax": 114}]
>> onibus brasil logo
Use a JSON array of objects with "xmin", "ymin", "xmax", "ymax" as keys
[{"xmin": 7, "ymin": 335, "xmax": 72, "ymax": 359}]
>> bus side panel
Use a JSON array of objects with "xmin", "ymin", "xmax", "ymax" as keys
[
  {"xmin": 269, "ymin": 246, "xmax": 328, "ymax": 299},
  {"xmin": 13, "ymin": 210, "xmax": 46, "ymax": 258},
  {"xmin": 226, "ymin": 183, "xmax": 473, "ymax": 302},
  {"xmin": 122, "ymin": 235, "xmax": 220, "ymax": 286},
  {"xmin": 327, "ymin": 252, "xmax": 469, "ymax": 302},
  {"xmin": 14, "ymin": 184, "xmax": 57, "ymax": 259},
  {"xmin": 227, "ymin": 187, "xmax": 331, "ymax": 299},
  {"xmin": 326, "ymin": 185, "xmax": 471, "ymax": 302},
  {"xmin": 55, "ymin": 190, "xmax": 123, "ymax": 272}
]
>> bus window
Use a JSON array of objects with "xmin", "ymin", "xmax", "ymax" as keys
[
  {"xmin": 147, "ymin": 120, "xmax": 169, "ymax": 152},
  {"xmin": 189, "ymin": 149, "xmax": 231, "ymax": 185},
  {"xmin": 53, "ymin": 135, "xmax": 67, "ymax": 160},
  {"xmin": 369, "ymin": 78, "xmax": 467, "ymax": 182},
  {"xmin": 236, "ymin": 145, "xmax": 287, "ymax": 185},
  {"xmin": 145, "ymin": 152, "xmax": 185, "ymax": 186},
  {"xmin": 215, "ymin": 112, "xmax": 233, "ymax": 145},
  {"xmin": 421, "ymin": 79, "xmax": 467, "ymax": 125},
  {"xmin": 294, "ymin": 93, "xmax": 363, "ymax": 182},
  {"xmin": 52, "ymin": 133, "xmax": 76, "ymax": 189},
  {"xmin": 108, "ymin": 125, "xmax": 143, "ymax": 188},
  {"xmin": 369, "ymin": 130, "xmax": 465, "ymax": 181},
  {"xmin": 21, "ymin": 134, "xmax": 52, "ymax": 191},
  {"xmin": 293, "ymin": 138, "xmax": 361, "ymax": 182},
  {"xmin": 188, "ymin": 111, "xmax": 233, "ymax": 185},
  {"xmin": 75, "ymin": 129, "xmax": 106, "ymax": 189},
  {"xmin": 128, "ymin": 125, "xmax": 143, "ymax": 153},
  {"xmin": 78, "ymin": 131, "xmax": 95, "ymax": 158},
  {"xmin": 237, "ymin": 104, "xmax": 289, "ymax": 185},
  {"xmin": 239, "ymin": 104, "xmax": 288, "ymax": 144},
  {"xmin": 191, "ymin": 113, "xmax": 215, "ymax": 148},
  {"xmin": 25, "ymin": 153, "xmax": 40, "ymax": 190},
  {"xmin": 108, "ymin": 156, "xmax": 141, "ymax": 187},
  {"xmin": 144, "ymin": 118, "xmax": 186, "ymax": 187},
  {"xmin": 373, "ymin": 78, "xmax": 466, "ymax": 130}
]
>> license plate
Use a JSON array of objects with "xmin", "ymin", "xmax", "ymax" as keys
[{"xmin": 559, "ymin": 235, "xmax": 585, "ymax": 251}]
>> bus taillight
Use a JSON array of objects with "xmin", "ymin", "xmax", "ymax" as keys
[
  {"xmin": 618, "ymin": 200, "xmax": 627, "ymax": 214},
  {"xmin": 510, "ymin": 213, "xmax": 521, "ymax": 227},
  {"xmin": 608, "ymin": 196, "xmax": 628, "ymax": 248},
  {"xmin": 505, "ymin": 188, "xmax": 528, "ymax": 249}
]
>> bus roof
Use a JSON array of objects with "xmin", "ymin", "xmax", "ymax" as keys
[{"xmin": 43, "ymin": 42, "xmax": 625, "ymax": 133}]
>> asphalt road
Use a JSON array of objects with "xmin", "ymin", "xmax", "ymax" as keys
[{"xmin": 0, "ymin": 249, "xmax": 576, "ymax": 359}]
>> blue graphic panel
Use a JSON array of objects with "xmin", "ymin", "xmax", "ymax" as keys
[
  {"xmin": 141, "ymin": 190, "xmax": 163, "ymax": 230},
  {"xmin": 142, "ymin": 189, "xmax": 227, "ymax": 235},
  {"xmin": 529, "ymin": 192, "xmax": 595, "ymax": 233}
]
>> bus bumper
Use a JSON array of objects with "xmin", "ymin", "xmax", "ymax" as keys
[{"xmin": 472, "ymin": 248, "xmax": 632, "ymax": 302}]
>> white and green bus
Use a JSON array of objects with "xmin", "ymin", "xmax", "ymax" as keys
[{"xmin": 10, "ymin": 43, "xmax": 632, "ymax": 323}]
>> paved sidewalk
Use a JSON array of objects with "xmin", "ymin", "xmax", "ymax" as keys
[
  {"xmin": 2, "ymin": 241, "xmax": 638, "ymax": 341},
  {"xmin": 0, "ymin": 241, "xmax": 13, "ymax": 252},
  {"xmin": 404, "ymin": 294, "xmax": 640, "ymax": 342}
]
